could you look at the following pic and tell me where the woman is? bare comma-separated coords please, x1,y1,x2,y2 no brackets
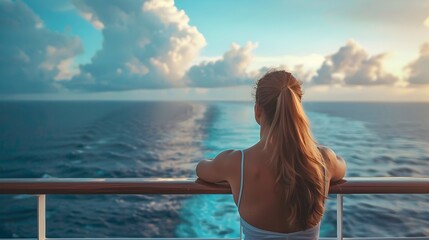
196,70,346,239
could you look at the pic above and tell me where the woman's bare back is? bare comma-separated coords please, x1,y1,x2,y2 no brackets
201,143,344,233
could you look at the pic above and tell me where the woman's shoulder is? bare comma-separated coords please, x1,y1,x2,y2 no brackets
212,149,243,171
215,149,242,160
317,145,346,182
195,149,243,183
317,145,336,161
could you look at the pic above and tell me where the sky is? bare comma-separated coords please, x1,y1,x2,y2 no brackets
1,0,429,101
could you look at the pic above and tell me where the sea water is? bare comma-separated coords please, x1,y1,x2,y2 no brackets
0,101,428,238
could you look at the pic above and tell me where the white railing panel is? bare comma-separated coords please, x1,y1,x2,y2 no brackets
337,194,343,240
37,195,46,240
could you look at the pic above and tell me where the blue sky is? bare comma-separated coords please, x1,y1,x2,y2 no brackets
1,0,429,101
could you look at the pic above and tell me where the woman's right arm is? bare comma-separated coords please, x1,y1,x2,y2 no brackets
195,150,235,183
318,146,346,182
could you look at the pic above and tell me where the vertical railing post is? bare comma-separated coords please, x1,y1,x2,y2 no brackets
337,194,343,240
37,194,46,240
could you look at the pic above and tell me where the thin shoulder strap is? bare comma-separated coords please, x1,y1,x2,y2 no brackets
237,149,245,209
322,157,327,202
318,146,328,202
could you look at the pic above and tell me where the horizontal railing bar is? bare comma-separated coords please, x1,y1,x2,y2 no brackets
0,177,428,194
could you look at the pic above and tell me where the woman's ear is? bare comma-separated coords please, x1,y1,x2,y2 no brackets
254,103,262,125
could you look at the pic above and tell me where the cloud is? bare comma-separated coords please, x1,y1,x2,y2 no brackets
0,0,82,94
2,1,419,95
256,64,316,85
311,40,398,86
67,0,206,91
333,1,429,28
79,11,104,30
405,43,429,85
1,0,257,93
425,17,429,28
343,53,398,85
186,42,258,87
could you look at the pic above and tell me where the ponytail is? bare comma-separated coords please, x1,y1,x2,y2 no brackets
256,70,326,230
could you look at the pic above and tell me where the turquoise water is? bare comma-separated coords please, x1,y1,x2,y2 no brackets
176,102,429,238
176,103,257,238
0,101,428,237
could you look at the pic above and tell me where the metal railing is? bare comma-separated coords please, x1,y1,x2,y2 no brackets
1,177,429,240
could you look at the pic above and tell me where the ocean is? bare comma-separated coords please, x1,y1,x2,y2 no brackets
0,101,428,238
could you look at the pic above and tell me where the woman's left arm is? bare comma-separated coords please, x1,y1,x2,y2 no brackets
196,150,235,183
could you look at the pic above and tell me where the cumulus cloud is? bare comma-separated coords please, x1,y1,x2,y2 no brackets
2,1,417,94
0,0,82,93
186,42,317,89
186,42,258,87
405,43,429,85
67,0,206,91
311,40,398,86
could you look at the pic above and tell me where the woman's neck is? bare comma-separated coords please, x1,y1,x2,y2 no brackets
258,124,271,150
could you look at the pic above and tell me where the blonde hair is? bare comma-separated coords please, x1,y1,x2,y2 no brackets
255,70,326,230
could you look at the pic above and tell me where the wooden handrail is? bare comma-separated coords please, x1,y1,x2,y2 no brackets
0,177,428,195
